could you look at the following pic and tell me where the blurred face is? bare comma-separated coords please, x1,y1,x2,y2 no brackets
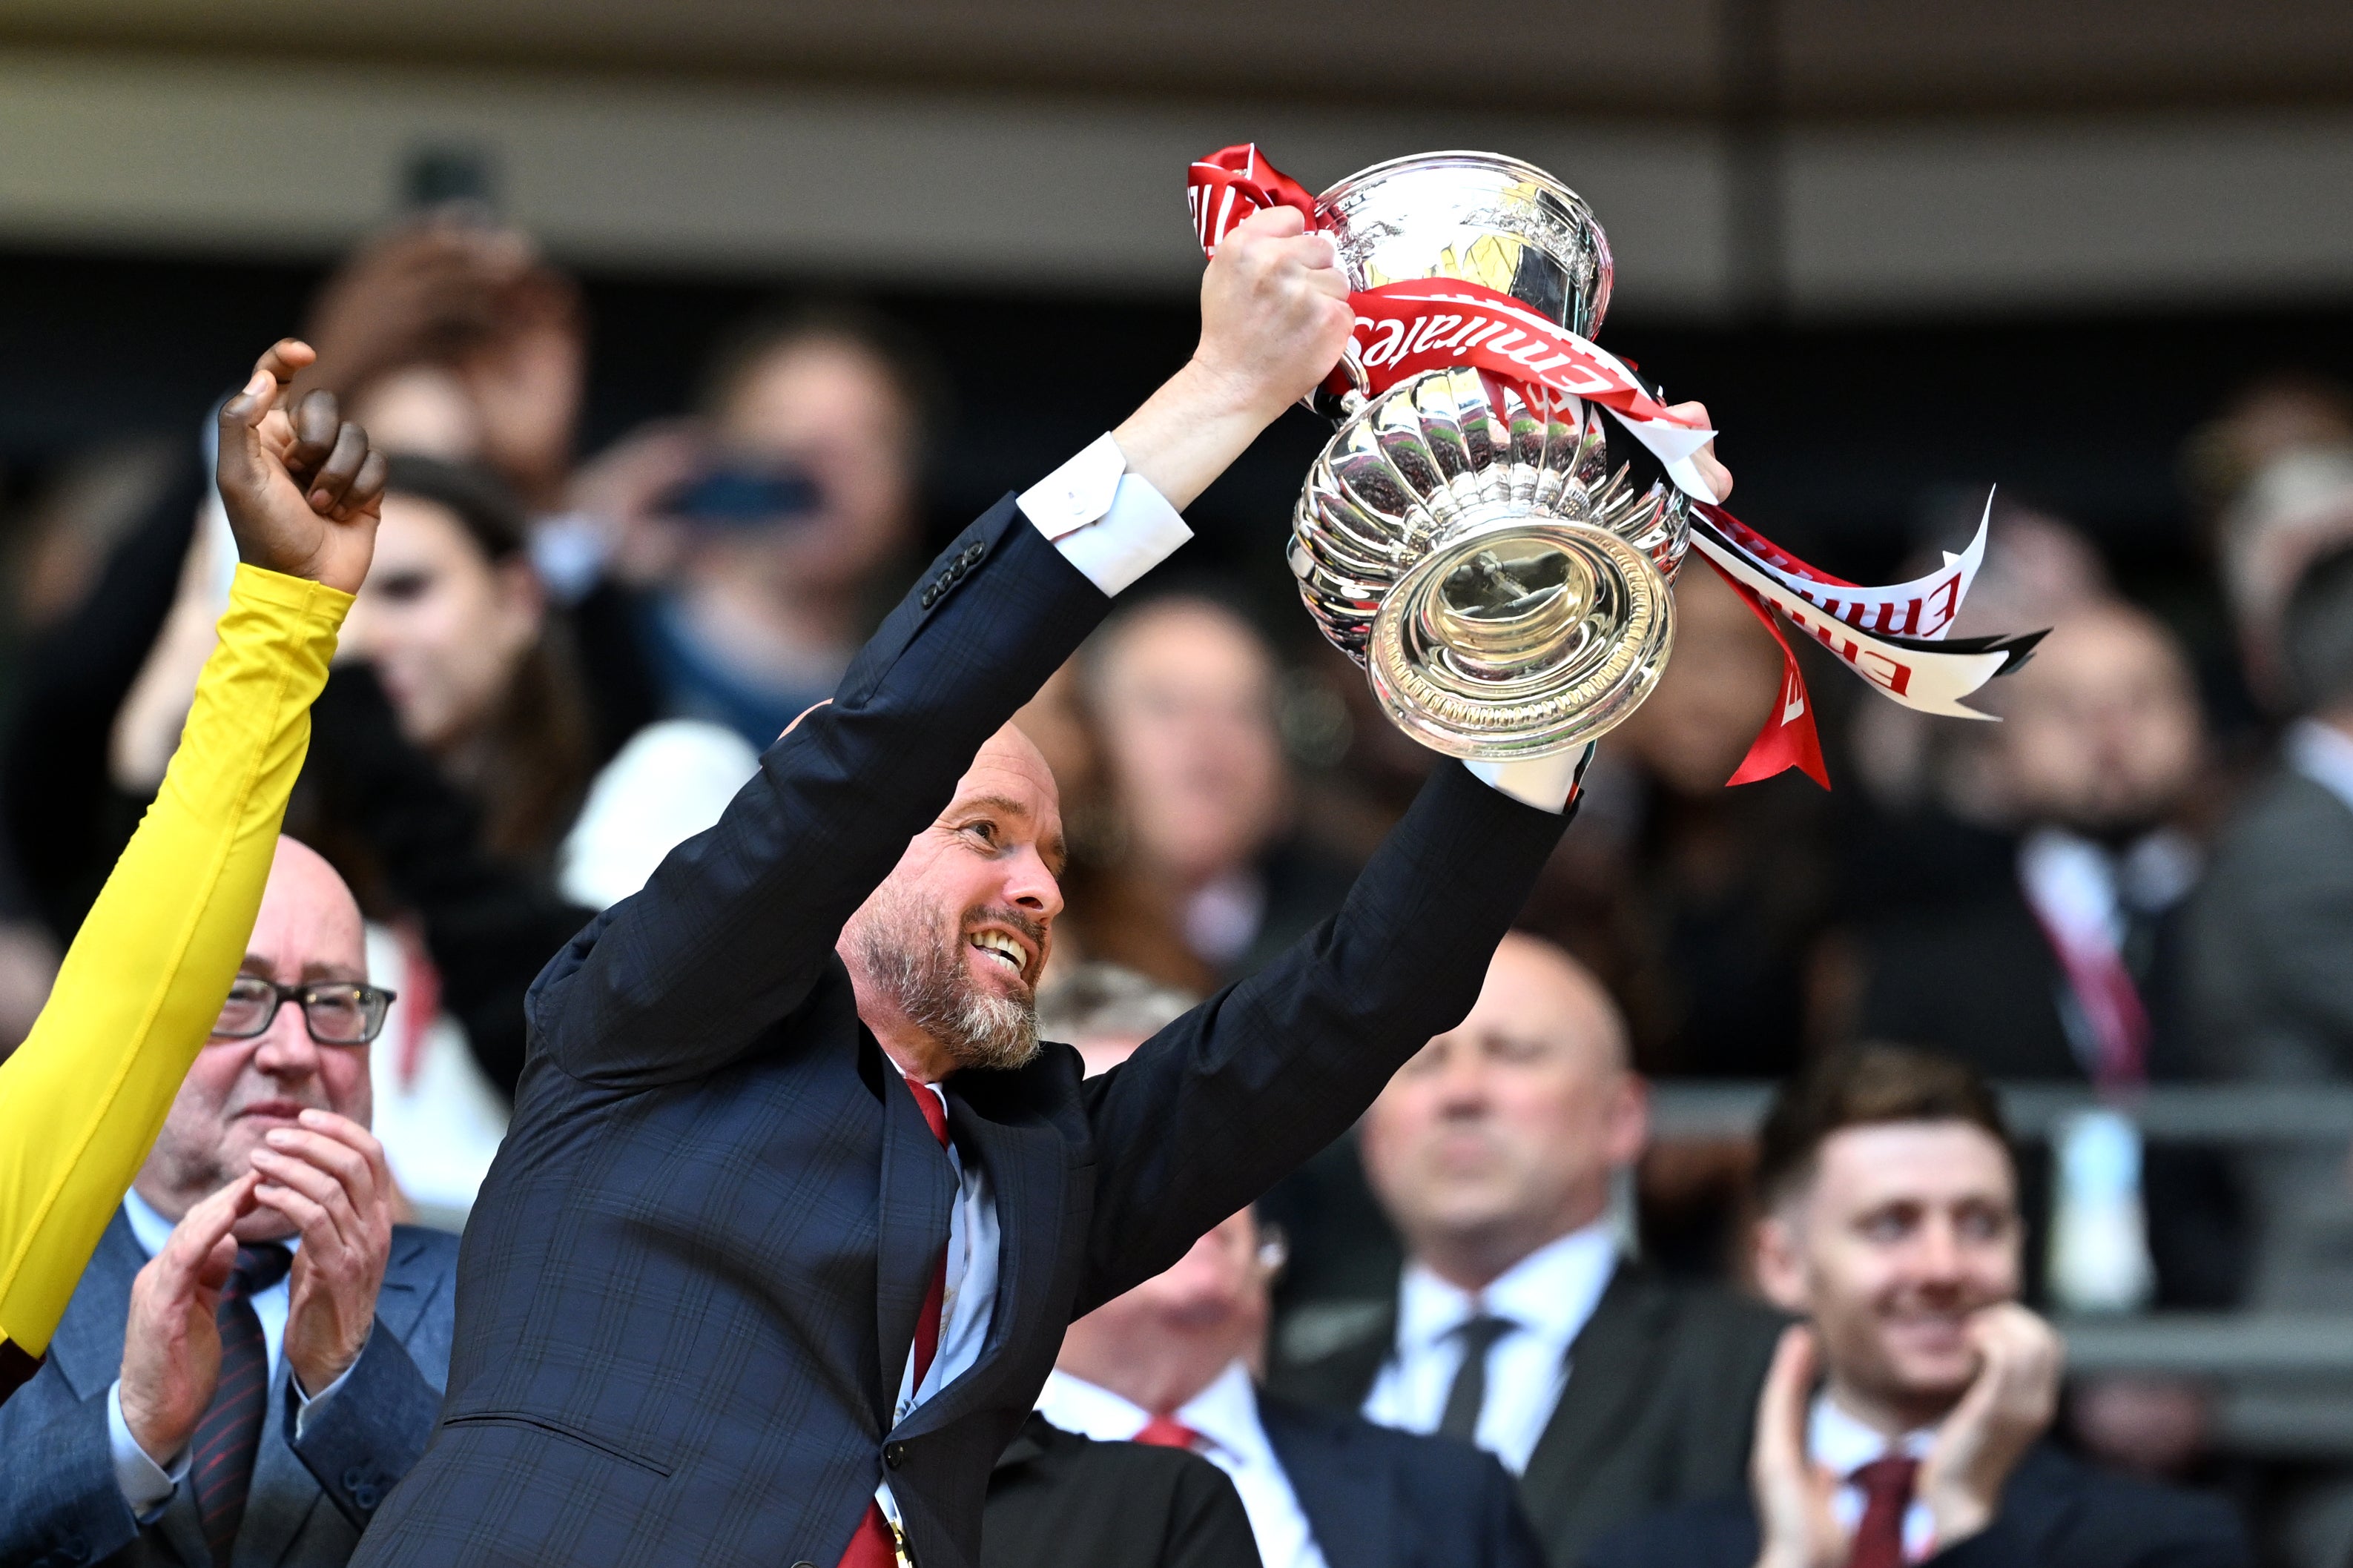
713,337,918,596
1994,606,2201,833
339,494,543,756
1063,1207,1273,1364
135,840,372,1243
1361,936,1646,1286
1616,565,1784,796
843,727,1067,1072
1092,601,1287,887
1756,1122,2022,1423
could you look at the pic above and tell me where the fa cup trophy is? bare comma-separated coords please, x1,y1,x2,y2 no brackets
1188,145,2043,787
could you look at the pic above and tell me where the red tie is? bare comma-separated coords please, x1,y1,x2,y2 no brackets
839,1077,956,1568
1845,1455,1920,1568
1133,1414,1201,1450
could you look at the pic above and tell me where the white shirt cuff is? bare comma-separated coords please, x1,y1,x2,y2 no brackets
290,1330,363,1438
1465,744,1595,813
1019,433,1191,597
108,1379,186,1520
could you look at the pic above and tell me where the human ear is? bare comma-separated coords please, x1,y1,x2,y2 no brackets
1753,1210,1811,1314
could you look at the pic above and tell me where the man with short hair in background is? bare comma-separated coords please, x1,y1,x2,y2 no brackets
1586,1046,2246,1568
1271,931,1785,1566
0,836,459,1567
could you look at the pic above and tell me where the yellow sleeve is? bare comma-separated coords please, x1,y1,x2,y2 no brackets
0,564,349,1380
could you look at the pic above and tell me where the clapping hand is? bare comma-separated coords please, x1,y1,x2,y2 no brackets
248,1109,396,1397
118,1174,262,1462
1917,1303,2063,1546
1749,1326,1846,1568
216,340,389,595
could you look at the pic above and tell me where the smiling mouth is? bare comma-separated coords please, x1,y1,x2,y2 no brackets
968,930,1028,980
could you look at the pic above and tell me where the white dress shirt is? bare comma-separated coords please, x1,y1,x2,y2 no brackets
108,1188,356,1520
1809,1393,1939,1563
2290,718,2353,818
1360,1221,1618,1474
1037,1361,1333,1568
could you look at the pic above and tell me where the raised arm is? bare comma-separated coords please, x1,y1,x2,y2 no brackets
1072,759,1574,1311
529,208,1353,1088
0,342,386,1403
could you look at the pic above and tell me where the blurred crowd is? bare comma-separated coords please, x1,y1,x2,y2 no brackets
3,211,2353,1567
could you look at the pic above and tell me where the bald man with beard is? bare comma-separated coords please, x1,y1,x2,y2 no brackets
351,210,1738,1568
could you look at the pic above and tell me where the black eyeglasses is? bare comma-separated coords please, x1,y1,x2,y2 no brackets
211,976,397,1047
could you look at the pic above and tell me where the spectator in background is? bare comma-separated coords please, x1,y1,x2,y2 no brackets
1856,600,2241,1312
1271,933,1785,1567
1586,1047,2247,1568
1522,564,1834,1082
1067,595,1354,993
292,212,585,515
2214,449,2353,715
1035,966,1545,1568
567,302,934,748
2193,540,2353,1318
294,455,756,1221
0,838,459,1567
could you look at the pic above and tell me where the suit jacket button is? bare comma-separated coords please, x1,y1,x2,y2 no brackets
883,1441,906,1469
343,1466,366,1489
353,1483,381,1510
918,586,938,609
960,542,985,566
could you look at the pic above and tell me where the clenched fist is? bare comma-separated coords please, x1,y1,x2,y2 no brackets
1192,205,1356,426
216,340,389,595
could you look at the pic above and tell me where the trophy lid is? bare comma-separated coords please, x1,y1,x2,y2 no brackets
1316,151,1614,340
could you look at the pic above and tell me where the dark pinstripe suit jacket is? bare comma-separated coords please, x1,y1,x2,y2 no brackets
349,497,1572,1568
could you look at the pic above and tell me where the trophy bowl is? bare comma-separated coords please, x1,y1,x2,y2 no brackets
1288,153,1686,762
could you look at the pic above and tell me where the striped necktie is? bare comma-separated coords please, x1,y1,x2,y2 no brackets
189,1243,294,1567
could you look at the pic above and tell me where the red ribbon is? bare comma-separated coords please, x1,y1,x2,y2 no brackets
1190,142,2028,790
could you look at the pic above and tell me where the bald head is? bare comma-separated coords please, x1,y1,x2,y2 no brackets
136,837,373,1235
1362,933,1646,1291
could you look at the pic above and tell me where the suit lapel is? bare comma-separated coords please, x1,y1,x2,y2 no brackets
45,1208,141,1400
1519,1264,1666,1539
901,1082,1063,1432
873,1035,957,1426
1258,1393,1397,1568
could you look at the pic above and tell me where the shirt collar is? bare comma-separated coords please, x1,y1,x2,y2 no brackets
121,1186,301,1261
2290,719,2353,818
1395,1220,1619,1358
1808,1390,1936,1477
1037,1360,1272,1466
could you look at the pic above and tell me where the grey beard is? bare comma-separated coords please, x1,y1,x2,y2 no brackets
854,889,1040,1073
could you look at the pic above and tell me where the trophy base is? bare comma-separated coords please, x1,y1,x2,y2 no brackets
1364,514,1674,761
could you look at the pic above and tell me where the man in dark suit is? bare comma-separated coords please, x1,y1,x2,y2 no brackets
0,837,458,1568
1586,1047,2245,1568
350,211,1735,1568
1034,980,1541,1568
2193,543,2353,1312
1270,932,1785,1565
983,1412,1262,1568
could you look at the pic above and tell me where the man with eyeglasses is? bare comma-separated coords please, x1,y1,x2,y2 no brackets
0,832,458,1568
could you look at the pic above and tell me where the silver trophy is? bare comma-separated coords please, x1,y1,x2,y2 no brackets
1287,152,1689,761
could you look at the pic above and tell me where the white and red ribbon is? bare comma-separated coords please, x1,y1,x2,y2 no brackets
1189,142,2043,788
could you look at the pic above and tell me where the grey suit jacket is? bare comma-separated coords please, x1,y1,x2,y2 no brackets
0,1208,458,1568
1269,1261,1786,1568
2188,764,2353,1308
